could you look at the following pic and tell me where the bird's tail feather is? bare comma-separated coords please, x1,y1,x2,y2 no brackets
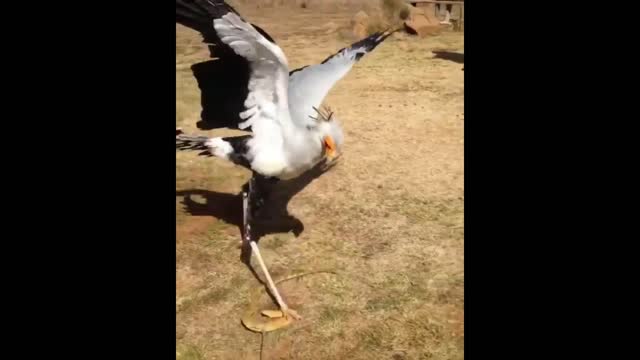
176,129,211,156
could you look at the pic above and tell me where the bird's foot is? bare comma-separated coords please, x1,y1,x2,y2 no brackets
284,308,302,320
261,307,301,321
241,306,300,333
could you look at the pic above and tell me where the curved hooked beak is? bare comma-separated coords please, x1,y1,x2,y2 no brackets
323,136,339,162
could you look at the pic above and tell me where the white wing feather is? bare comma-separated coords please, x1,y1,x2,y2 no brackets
213,12,290,131
287,48,361,126
213,12,294,176
288,30,393,126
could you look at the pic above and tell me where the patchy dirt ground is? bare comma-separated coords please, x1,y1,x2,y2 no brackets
176,2,463,359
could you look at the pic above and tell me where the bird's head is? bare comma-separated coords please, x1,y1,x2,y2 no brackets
310,106,343,163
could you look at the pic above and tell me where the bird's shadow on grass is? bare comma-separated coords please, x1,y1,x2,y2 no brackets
432,50,464,70
176,160,335,293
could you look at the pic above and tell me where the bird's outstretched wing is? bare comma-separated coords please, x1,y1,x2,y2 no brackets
176,0,288,134
287,30,395,126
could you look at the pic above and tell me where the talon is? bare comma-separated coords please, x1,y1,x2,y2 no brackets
261,309,285,318
285,308,301,320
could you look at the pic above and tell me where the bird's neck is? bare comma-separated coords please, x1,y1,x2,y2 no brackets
282,128,323,166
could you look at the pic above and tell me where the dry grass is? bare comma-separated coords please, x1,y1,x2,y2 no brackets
177,3,463,360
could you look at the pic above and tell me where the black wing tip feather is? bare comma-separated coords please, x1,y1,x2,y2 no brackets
176,0,233,30
176,0,277,44
355,28,396,51
321,28,396,64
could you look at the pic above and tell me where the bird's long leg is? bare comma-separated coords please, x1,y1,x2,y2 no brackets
242,176,300,320
248,241,300,319
242,178,252,245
